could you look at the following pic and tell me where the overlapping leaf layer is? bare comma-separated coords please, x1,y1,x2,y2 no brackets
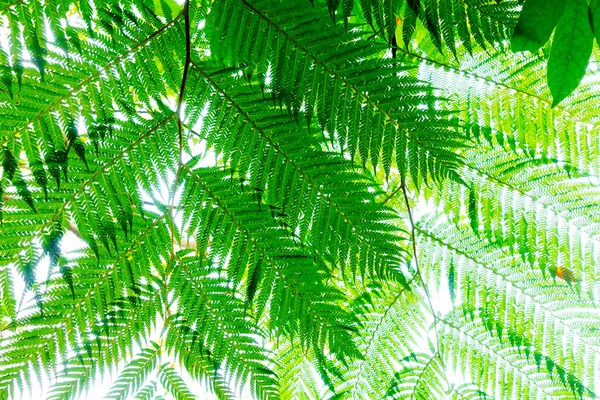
0,0,597,399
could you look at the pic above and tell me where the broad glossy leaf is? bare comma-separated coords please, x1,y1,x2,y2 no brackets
511,0,566,52
589,0,600,45
547,0,594,107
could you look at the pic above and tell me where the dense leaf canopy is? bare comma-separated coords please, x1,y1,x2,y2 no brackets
0,0,599,399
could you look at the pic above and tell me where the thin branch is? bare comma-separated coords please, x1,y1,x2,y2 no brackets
161,3,192,350
399,181,419,273
381,181,403,205
399,178,450,393
169,0,192,264
176,0,192,156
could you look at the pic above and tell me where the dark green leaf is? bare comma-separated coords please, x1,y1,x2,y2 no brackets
246,258,262,306
14,175,36,212
448,261,455,303
59,258,75,300
0,47,12,98
468,186,478,235
67,120,89,170
2,148,17,182
25,25,47,81
326,0,341,21
589,0,600,45
423,0,442,51
43,220,64,267
402,0,418,46
31,162,48,202
44,150,62,189
547,0,594,107
341,0,354,29
511,0,566,52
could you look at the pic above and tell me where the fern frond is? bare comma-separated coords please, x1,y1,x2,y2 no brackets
385,352,447,399
336,280,435,399
167,255,279,399
1,208,171,399
157,364,196,400
440,312,596,399
316,0,519,55
272,337,337,399
417,217,600,398
105,342,162,400
186,61,411,284
181,166,360,365
206,0,467,187
1,1,599,398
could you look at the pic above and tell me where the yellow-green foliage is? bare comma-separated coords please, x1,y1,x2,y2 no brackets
0,1,597,399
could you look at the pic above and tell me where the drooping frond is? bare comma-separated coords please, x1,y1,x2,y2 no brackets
417,217,599,396
336,280,435,399
166,252,280,400
271,337,335,399
367,22,600,398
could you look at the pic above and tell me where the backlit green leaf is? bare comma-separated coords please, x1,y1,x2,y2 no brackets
589,0,600,45
511,0,566,53
547,0,594,107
